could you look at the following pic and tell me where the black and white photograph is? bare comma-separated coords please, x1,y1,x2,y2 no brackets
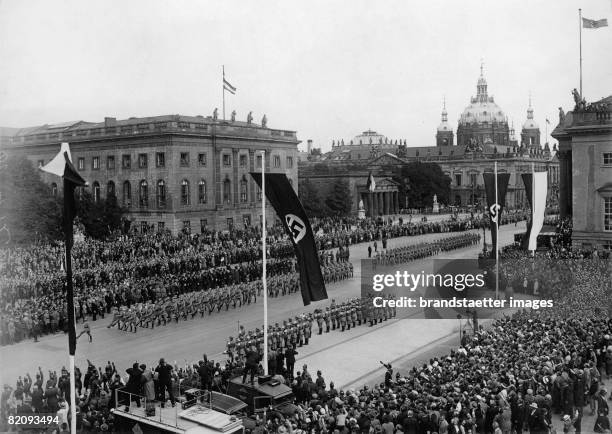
0,1,611,433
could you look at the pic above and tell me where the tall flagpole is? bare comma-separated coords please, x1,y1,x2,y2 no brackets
261,150,268,375
579,9,583,96
222,65,226,121
64,179,77,434
531,162,535,255
494,161,499,300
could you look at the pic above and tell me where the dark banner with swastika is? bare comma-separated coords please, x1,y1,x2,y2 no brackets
251,172,328,305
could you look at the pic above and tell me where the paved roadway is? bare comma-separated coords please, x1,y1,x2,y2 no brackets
0,222,524,387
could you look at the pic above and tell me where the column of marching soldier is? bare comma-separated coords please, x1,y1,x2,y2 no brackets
373,232,481,266
108,232,478,333
225,295,398,369
107,261,354,333
227,232,482,367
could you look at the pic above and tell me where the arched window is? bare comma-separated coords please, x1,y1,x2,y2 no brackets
107,181,115,198
51,182,58,197
123,181,131,207
240,178,248,202
139,180,148,207
157,180,166,208
181,179,190,205
223,179,231,204
92,181,101,203
198,180,207,204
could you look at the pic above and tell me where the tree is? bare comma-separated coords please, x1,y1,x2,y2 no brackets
394,162,451,209
325,178,353,216
76,190,126,239
0,155,63,244
298,179,328,218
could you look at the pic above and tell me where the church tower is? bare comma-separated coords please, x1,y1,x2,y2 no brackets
436,97,454,146
520,95,541,147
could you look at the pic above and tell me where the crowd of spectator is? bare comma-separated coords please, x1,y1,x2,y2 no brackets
1,213,522,346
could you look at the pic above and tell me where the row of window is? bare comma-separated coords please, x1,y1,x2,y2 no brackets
64,152,295,171
135,214,259,235
75,178,266,208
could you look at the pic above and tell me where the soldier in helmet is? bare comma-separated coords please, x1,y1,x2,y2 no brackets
226,336,236,362
315,310,324,335
324,308,331,333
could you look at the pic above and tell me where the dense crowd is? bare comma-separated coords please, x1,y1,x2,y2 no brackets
2,249,610,433
0,212,521,346
107,261,353,334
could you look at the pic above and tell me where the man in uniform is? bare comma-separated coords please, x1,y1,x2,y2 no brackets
315,310,324,335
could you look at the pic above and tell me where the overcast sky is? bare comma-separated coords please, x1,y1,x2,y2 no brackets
1,0,611,152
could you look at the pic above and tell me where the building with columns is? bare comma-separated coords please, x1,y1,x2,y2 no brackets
552,95,612,252
0,113,299,234
300,66,559,217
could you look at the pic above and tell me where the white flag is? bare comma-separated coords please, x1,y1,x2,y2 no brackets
528,172,548,250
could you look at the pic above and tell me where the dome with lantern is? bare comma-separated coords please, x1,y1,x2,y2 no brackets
458,66,508,127
522,98,539,130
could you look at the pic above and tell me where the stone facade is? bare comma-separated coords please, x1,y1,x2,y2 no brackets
552,96,612,251
0,115,299,234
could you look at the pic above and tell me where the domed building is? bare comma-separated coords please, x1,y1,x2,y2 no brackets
455,65,510,147
299,63,559,216
520,96,541,147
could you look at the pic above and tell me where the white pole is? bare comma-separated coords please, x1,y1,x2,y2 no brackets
222,65,226,121
531,162,535,255
69,355,76,433
494,161,499,300
261,150,268,375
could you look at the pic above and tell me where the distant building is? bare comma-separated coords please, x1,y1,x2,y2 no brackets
0,114,299,234
301,66,559,215
552,95,612,251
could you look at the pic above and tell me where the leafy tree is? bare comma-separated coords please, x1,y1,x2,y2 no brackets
298,179,328,218
394,162,451,209
76,190,126,239
0,155,63,244
325,178,353,216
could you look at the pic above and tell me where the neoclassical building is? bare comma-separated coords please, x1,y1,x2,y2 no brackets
0,114,299,234
552,94,612,251
301,66,559,216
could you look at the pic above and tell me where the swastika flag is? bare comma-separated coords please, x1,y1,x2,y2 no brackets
251,172,328,305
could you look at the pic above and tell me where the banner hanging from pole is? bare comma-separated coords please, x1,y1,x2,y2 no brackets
251,172,327,305
482,171,510,254
521,172,548,251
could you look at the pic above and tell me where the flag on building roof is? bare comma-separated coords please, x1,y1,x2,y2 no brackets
366,172,376,192
223,77,236,95
545,119,550,124
582,17,608,28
